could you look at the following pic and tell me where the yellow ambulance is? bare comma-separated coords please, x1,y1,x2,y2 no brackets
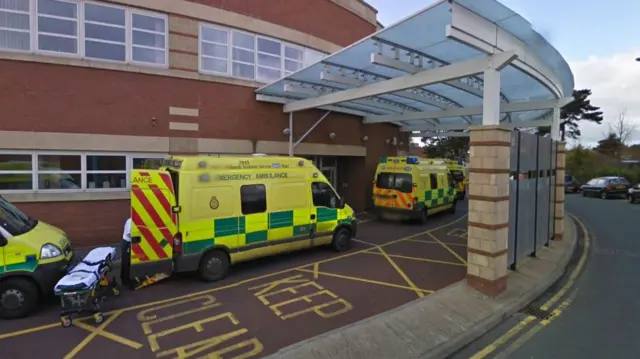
372,156,458,223
445,159,468,200
0,196,74,318
128,155,357,288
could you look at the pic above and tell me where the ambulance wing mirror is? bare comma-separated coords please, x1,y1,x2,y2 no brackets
338,197,346,209
0,234,7,247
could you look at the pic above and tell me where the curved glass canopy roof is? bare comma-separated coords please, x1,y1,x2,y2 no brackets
255,0,574,133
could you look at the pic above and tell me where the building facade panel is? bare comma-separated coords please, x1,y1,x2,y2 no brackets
0,0,412,248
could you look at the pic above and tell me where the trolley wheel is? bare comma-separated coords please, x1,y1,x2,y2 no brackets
61,317,72,328
94,313,104,324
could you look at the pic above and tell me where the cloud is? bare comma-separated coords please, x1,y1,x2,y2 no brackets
568,50,640,147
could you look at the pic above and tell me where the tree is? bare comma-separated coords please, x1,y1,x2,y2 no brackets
536,89,604,140
594,132,623,159
609,110,638,146
421,131,469,159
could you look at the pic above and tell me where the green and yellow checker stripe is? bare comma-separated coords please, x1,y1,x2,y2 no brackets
424,188,457,208
182,207,353,255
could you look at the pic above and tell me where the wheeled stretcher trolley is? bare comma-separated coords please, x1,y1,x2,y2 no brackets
54,247,120,327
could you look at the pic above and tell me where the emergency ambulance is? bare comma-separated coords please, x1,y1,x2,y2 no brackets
373,156,458,223
127,155,357,289
0,195,73,318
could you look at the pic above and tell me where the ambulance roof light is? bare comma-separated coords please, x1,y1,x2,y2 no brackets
406,156,419,165
379,156,387,164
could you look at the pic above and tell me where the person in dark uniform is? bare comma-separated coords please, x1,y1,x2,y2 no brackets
120,218,131,286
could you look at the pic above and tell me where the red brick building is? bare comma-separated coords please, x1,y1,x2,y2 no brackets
0,0,410,247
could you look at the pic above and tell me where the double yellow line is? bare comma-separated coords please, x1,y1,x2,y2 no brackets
470,213,591,359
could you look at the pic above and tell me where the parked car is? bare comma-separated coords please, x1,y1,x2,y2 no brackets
581,176,631,199
564,175,580,193
628,184,640,204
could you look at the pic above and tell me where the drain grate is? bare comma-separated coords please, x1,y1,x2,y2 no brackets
520,306,553,320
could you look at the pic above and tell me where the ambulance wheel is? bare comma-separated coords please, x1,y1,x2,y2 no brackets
0,278,38,319
419,209,428,225
198,250,230,282
331,228,352,252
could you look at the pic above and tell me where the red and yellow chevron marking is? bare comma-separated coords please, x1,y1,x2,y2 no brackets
130,171,177,265
372,187,413,209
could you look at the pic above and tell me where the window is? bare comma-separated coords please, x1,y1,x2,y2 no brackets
240,184,266,214
83,2,126,61
284,44,303,76
86,154,126,189
304,48,326,67
311,182,339,208
36,0,79,55
37,153,81,190
197,23,329,83
131,11,166,65
132,156,164,170
375,172,412,193
0,153,34,190
200,25,228,74
231,30,254,80
256,36,281,82
429,173,438,190
0,0,31,51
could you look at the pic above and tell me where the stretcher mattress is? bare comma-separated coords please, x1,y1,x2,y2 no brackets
54,247,117,293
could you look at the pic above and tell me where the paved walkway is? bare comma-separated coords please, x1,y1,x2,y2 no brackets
0,206,469,359
451,195,638,358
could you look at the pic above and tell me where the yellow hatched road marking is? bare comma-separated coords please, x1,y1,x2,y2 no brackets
377,246,424,298
427,231,467,264
364,251,467,266
0,214,467,341
296,268,433,294
64,311,125,359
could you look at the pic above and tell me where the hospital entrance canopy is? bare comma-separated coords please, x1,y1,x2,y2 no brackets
255,0,575,138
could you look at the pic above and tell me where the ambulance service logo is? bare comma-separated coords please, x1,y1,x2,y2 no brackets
209,196,220,210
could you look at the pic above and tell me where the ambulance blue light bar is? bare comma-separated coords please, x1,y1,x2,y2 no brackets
406,156,420,165
379,156,387,163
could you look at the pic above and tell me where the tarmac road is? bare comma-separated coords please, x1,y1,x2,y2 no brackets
452,194,640,359
0,201,470,359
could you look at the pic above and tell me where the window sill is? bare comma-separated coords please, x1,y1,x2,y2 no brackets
3,191,130,203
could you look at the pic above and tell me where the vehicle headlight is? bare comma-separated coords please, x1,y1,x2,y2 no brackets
40,244,62,259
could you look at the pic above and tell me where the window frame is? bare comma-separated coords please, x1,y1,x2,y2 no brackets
35,0,81,58
255,34,282,82
84,152,127,191
198,23,230,76
283,42,304,76
129,8,168,68
0,150,37,193
230,28,256,80
35,150,84,192
82,0,128,64
0,0,33,53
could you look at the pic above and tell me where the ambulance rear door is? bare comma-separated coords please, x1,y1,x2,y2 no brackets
129,169,178,289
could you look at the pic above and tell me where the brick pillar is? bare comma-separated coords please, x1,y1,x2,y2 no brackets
553,141,566,240
466,126,511,297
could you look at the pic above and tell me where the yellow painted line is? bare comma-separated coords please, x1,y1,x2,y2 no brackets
364,251,467,267
402,238,468,247
427,231,468,264
469,315,537,359
73,319,144,349
312,263,319,280
470,214,591,359
493,291,578,359
540,214,590,311
296,268,433,294
357,219,372,224
64,311,123,359
353,238,376,246
377,246,424,298
1,214,467,340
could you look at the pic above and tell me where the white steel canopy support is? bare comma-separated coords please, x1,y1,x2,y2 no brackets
363,98,573,124
406,118,554,135
482,68,501,126
288,112,294,156
551,106,561,141
282,52,518,113
294,111,332,148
